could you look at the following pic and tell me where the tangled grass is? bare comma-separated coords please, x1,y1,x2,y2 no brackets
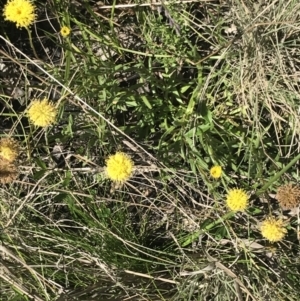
1,0,300,300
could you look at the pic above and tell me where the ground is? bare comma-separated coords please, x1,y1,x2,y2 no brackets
1,0,300,300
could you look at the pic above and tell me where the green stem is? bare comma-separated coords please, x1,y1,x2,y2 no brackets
26,27,39,60
256,152,300,196
181,211,235,247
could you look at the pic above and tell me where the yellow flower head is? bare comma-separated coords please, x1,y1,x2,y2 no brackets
27,98,57,127
0,158,18,184
226,188,249,211
260,217,287,242
60,26,71,37
3,0,36,28
105,152,134,183
0,138,19,163
210,165,222,179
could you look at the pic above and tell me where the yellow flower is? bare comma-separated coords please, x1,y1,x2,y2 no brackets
0,158,18,184
260,217,287,242
210,165,222,179
105,152,134,183
0,138,19,163
226,188,249,211
3,0,36,28
60,26,71,37
27,98,57,127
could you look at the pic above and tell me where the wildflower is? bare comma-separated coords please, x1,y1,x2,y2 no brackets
27,98,57,127
210,165,222,179
105,152,134,183
0,138,19,163
276,183,300,210
3,0,36,28
60,26,71,37
226,188,249,211
0,159,18,184
260,217,287,242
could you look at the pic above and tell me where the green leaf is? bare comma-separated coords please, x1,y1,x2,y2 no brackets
34,157,47,170
141,95,152,109
33,169,47,180
62,171,72,187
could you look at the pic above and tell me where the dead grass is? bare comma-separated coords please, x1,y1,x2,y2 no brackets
1,0,300,300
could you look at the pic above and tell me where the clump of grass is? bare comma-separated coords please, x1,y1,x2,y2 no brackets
1,0,300,300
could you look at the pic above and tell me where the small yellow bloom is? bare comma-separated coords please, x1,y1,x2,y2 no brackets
105,152,134,183
3,0,36,28
260,217,287,242
60,26,71,37
226,188,249,211
210,165,222,179
27,98,57,127
0,138,19,163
